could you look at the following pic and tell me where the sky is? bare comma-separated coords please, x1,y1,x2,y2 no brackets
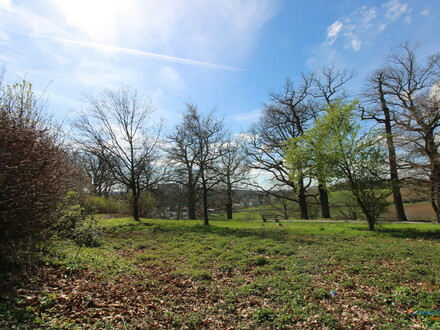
1,0,439,135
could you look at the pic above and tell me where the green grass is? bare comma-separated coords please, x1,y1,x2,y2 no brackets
2,219,440,329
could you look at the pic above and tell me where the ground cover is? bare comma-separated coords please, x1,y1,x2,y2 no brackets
1,219,439,329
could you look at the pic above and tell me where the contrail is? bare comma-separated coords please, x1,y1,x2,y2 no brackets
33,34,244,71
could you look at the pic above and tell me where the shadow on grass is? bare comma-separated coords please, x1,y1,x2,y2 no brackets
105,220,300,243
105,219,440,242
349,224,440,240
376,227,440,240
151,223,293,242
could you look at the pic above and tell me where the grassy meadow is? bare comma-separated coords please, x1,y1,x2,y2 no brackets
1,218,439,329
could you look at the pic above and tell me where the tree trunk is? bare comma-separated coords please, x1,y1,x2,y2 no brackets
132,192,140,222
391,180,407,221
387,130,407,221
354,191,375,231
226,184,233,220
298,178,309,219
202,185,209,226
200,167,210,225
282,202,289,220
202,187,209,225
367,218,375,231
378,74,407,221
424,129,440,224
429,186,440,223
318,183,331,219
429,160,440,224
177,200,181,220
188,190,196,220
187,170,197,219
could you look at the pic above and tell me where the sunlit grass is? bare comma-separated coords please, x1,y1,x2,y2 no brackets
4,218,440,328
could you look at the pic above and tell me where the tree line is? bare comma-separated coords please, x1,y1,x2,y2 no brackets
1,43,440,266
71,43,440,229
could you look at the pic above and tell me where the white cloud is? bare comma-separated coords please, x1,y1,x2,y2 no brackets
383,0,409,21
421,8,430,16
378,23,387,32
0,0,279,133
362,8,377,26
33,35,245,71
45,0,142,44
39,0,278,66
0,1,66,39
0,0,11,10
347,34,361,51
326,21,343,44
2,0,279,70
319,1,412,54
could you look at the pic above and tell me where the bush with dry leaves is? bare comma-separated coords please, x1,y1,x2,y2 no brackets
0,76,79,269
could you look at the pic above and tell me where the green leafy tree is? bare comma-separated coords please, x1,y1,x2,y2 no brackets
285,101,391,230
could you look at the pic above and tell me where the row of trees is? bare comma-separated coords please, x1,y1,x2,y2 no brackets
363,45,440,223
72,43,440,229
1,42,439,264
73,94,248,225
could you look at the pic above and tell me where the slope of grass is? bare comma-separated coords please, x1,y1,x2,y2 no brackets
1,219,439,329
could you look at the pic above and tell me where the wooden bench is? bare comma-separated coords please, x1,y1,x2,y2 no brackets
261,214,280,222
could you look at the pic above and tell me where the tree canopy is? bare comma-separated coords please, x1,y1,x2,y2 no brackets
285,101,392,230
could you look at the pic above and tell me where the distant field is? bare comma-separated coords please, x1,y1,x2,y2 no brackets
2,219,439,328
382,202,436,222
227,190,437,222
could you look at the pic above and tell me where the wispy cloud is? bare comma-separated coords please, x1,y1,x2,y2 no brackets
384,0,409,21
326,21,343,45
0,0,12,10
154,66,186,94
322,0,411,52
38,0,278,66
32,34,245,71
421,8,430,16
232,109,261,122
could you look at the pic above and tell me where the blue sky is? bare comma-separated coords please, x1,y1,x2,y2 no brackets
1,0,439,134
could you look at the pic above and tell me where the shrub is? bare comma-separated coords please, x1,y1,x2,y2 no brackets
56,191,86,236
84,195,128,215
0,79,78,268
72,218,103,248
57,192,103,247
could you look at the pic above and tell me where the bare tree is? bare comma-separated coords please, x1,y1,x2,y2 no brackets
74,149,116,197
380,43,440,223
244,77,315,219
362,71,408,221
167,103,225,225
218,136,248,219
167,117,200,220
313,66,355,104
73,87,162,222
